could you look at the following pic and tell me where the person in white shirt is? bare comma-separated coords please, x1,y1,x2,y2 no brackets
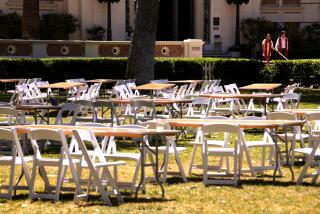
262,33,274,65
275,31,289,58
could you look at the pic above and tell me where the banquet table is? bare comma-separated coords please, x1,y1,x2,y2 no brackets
200,93,283,115
9,124,179,198
16,104,62,124
239,83,282,91
108,98,193,118
133,83,175,98
38,82,86,103
157,118,305,181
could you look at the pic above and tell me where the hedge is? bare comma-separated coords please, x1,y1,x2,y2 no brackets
0,58,319,88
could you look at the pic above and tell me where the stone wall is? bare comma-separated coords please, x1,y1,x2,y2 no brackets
0,39,204,58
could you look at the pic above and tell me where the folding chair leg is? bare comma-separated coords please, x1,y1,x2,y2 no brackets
161,151,169,183
29,163,37,197
55,166,67,201
131,156,141,194
104,167,124,204
188,145,199,176
8,162,16,199
174,151,187,182
93,169,112,206
241,145,256,176
297,154,314,185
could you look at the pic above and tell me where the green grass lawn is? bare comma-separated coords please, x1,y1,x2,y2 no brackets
0,89,320,213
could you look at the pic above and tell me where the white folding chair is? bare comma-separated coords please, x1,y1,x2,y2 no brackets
104,125,144,193
28,128,82,201
202,124,241,186
188,116,231,176
139,121,187,183
54,103,79,125
276,93,301,110
186,97,212,118
0,128,32,199
239,116,281,175
72,129,125,205
268,112,309,163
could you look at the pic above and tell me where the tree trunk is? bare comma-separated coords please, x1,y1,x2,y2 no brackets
107,1,112,40
125,0,159,84
235,2,240,47
22,0,40,39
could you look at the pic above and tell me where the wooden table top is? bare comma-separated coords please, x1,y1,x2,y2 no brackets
38,82,85,89
85,79,117,83
278,109,320,116
200,93,283,100
107,98,193,105
133,83,175,91
0,79,20,83
7,124,179,138
167,80,203,84
240,83,282,91
157,118,304,129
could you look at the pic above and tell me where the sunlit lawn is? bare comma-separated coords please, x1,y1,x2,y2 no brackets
0,89,320,213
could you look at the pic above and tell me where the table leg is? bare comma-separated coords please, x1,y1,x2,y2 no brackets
270,128,281,181
284,126,294,181
135,136,165,198
135,140,146,198
33,110,38,125
154,135,164,198
264,98,267,116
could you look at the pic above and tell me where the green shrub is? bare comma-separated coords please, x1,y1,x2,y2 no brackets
0,58,319,87
0,12,22,39
40,13,79,40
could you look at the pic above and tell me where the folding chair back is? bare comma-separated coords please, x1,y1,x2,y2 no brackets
0,128,31,199
201,124,241,185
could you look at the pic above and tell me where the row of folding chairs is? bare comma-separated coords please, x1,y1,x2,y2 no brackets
190,112,320,186
0,122,187,203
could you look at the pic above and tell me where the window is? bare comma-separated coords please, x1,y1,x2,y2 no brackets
213,17,220,26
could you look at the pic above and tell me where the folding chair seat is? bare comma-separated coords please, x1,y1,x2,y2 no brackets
28,128,83,201
139,121,187,183
0,128,32,199
202,124,242,186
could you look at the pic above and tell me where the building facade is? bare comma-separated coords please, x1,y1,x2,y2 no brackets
1,0,319,53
